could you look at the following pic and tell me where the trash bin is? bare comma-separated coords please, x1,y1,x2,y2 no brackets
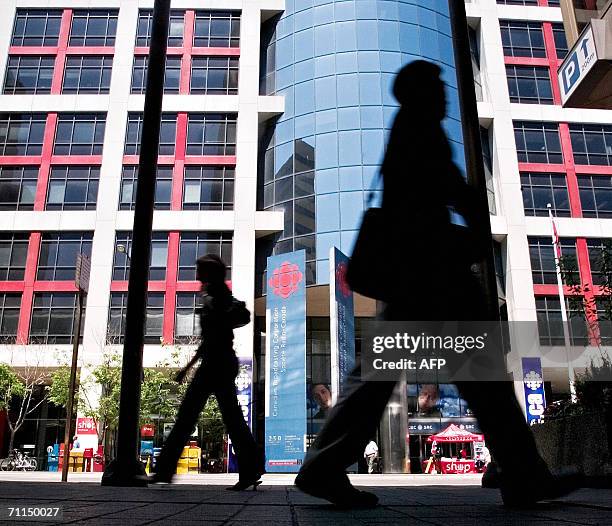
47,444,59,472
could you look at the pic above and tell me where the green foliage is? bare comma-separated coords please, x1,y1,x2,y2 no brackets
0,363,26,411
47,366,72,409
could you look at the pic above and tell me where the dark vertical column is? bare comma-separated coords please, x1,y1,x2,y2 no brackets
101,0,171,487
448,0,499,321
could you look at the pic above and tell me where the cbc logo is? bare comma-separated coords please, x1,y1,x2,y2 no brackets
527,393,545,417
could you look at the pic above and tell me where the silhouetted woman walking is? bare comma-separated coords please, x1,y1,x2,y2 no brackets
153,255,264,490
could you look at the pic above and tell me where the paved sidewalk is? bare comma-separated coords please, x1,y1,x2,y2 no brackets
0,473,610,525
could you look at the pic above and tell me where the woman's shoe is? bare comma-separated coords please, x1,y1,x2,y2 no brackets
226,477,262,491
149,473,172,485
295,472,378,508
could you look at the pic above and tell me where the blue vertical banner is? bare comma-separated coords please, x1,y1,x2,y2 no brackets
228,357,253,473
265,250,307,472
521,357,547,425
329,247,356,405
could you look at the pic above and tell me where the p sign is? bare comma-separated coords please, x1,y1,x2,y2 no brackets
559,26,597,104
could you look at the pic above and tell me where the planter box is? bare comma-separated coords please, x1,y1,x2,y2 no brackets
532,412,611,477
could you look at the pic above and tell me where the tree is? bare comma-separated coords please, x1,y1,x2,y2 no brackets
0,348,51,454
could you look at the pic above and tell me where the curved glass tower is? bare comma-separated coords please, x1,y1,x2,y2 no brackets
258,0,465,288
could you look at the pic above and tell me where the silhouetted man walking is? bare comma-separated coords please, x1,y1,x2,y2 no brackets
295,61,579,508
152,255,264,490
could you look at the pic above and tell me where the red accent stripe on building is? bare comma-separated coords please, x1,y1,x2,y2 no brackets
50,155,104,165
32,282,79,292
50,10,71,94
64,47,115,55
175,282,201,292
558,123,583,217
542,22,562,105
0,282,25,292
0,157,41,165
179,10,195,95
184,155,237,165
163,232,180,343
533,284,576,296
34,113,58,211
16,233,41,344
110,281,166,292
573,165,612,175
172,113,188,210
517,162,566,173
8,47,58,55
122,155,176,165
191,47,240,57
504,56,549,67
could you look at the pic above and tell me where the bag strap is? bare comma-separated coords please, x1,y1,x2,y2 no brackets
366,171,383,207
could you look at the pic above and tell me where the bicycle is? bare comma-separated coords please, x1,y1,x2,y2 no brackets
0,450,37,471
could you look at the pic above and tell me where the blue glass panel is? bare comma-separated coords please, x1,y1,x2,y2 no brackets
335,1,356,22
336,52,358,74
340,191,364,230
440,65,457,89
398,3,418,24
379,21,400,52
363,165,380,190
295,29,314,62
337,107,360,130
439,33,454,66
338,130,361,167
418,7,437,30
295,113,315,138
316,193,340,232
335,21,357,53
276,36,294,69
294,59,314,82
316,259,330,284
314,24,335,56
360,106,383,129
316,132,338,169
337,74,360,107
314,4,334,25
276,119,294,145
315,168,339,194
277,65,294,91
356,1,377,19
275,141,293,177
378,0,399,20
420,27,440,60
340,229,359,254
294,8,313,32
315,76,336,110
380,51,401,73
316,109,337,134
358,51,380,72
361,129,384,164
359,73,382,105
399,23,420,54
437,13,451,37
315,54,335,77
383,107,398,129
339,166,363,191
316,231,341,259
356,21,378,50
280,86,295,119
381,73,396,105
295,80,315,116
446,87,461,121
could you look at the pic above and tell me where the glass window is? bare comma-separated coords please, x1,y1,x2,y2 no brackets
587,239,612,286
536,296,587,346
500,20,546,58
3,56,54,94
0,294,21,343
570,124,612,166
514,121,562,164
521,172,570,217
62,56,113,94
190,57,239,94
136,10,185,47
54,113,106,155
0,166,38,210
107,292,163,344
46,166,99,210
178,232,232,281
124,113,177,156
113,231,168,281
0,113,46,155
183,166,234,210
552,23,568,59
175,292,201,343
130,56,181,94
596,298,612,345
529,236,577,285
186,113,237,156
30,293,84,344
37,232,93,281
118,165,172,210
0,233,29,280
194,11,240,48
69,10,118,47
11,10,62,47
578,175,612,218
506,65,553,105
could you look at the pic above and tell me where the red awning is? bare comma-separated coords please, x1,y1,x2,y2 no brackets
426,424,484,443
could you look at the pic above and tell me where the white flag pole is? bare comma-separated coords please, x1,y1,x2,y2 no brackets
547,203,577,402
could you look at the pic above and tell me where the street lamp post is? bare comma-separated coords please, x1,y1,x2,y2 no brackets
101,0,171,486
